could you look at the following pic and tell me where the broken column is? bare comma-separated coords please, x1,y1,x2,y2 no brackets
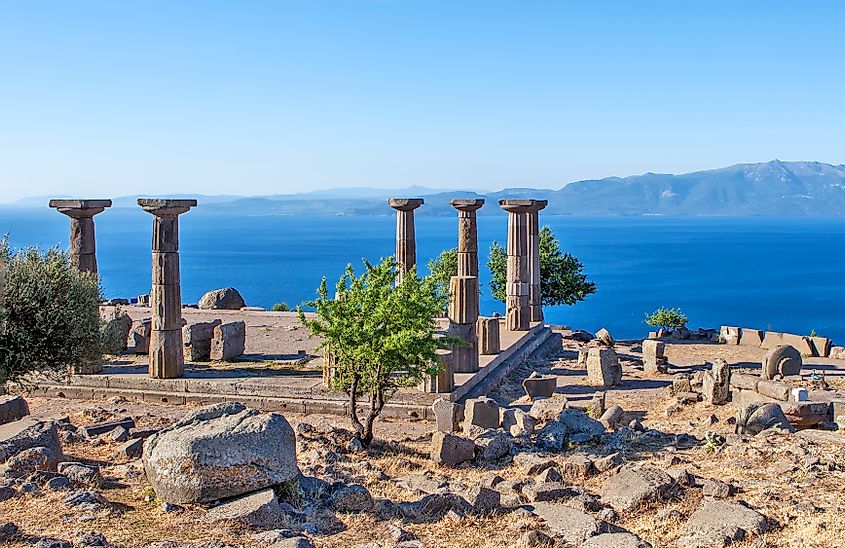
450,198,484,314
388,198,424,284
138,198,196,379
642,340,668,374
48,199,112,275
525,199,547,323
211,320,246,361
448,275,479,373
498,200,532,331
422,349,454,393
586,347,622,387
702,358,730,405
477,316,501,354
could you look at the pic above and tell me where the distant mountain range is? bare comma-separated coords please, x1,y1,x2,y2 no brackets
9,161,845,216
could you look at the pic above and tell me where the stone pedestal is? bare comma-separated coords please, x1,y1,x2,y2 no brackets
448,276,479,373
49,199,112,275
138,198,196,379
450,198,484,315
525,200,548,323
477,316,501,355
498,200,533,331
388,198,424,284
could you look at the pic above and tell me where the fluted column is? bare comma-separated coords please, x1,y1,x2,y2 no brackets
526,200,548,323
49,200,112,275
388,198,424,284
450,198,484,318
499,200,532,331
448,275,479,372
138,198,196,379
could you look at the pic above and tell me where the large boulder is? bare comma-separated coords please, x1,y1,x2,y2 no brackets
142,403,298,503
198,288,246,310
735,403,795,435
536,409,605,450
0,417,62,466
0,396,30,426
204,488,282,528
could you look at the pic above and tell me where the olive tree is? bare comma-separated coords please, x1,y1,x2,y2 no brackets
644,307,688,331
299,257,450,446
0,240,103,385
487,226,596,306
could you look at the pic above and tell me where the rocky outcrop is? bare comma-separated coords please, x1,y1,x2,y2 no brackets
198,288,246,310
0,396,29,426
142,403,298,503
0,417,62,467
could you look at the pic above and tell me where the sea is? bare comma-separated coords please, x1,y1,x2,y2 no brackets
3,206,845,342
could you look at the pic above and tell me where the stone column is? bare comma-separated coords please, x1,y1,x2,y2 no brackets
448,275,479,372
498,200,532,331
388,198,424,284
48,200,112,275
526,200,548,323
422,349,454,393
138,198,197,379
450,198,484,317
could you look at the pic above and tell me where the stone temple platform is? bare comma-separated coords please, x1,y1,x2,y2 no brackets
27,308,553,421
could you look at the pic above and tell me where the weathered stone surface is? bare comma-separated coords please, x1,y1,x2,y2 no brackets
3,446,57,478
0,418,62,466
594,452,623,473
211,321,246,361
738,328,763,347
583,533,651,548
330,483,375,513
205,488,281,528
529,502,599,542
522,482,571,502
702,478,734,499
102,313,133,353
81,417,135,438
499,200,532,331
595,328,614,346
598,405,624,429
702,359,730,405
586,347,622,387
522,373,557,400
430,431,474,467
762,345,802,379
529,394,568,422
719,326,740,345
809,336,831,357
129,318,152,354
477,316,501,355
460,484,500,514
756,380,790,401
563,454,594,477
448,276,479,325
473,429,511,462
536,409,605,450
513,453,557,475
678,500,767,547
198,288,246,310
0,396,30,426
735,403,795,435
120,438,145,459
501,408,536,437
422,349,454,393
642,340,668,374
730,373,759,391
142,403,298,503
781,334,814,357
781,401,831,428
183,319,223,361
463,397,500,432
432,398,463,433
389,198,423,284
58,463,101,486
599,466,673,511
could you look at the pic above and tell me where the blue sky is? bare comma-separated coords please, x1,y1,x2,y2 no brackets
1,1,843,202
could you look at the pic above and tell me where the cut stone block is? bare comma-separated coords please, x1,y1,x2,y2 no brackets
522,373,557,400
211,321,246,361
183,319,222,362
586,347,622,387
719,326,740,345
463,397,500,432
205,488,282,529
738,328,763,347
431,431,475,466
477,317,501,355
432,398,463,433
702,359,730,405
0,396,30,426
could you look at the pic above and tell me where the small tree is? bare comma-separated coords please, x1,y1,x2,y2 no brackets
0,239,103,384
272,302,290,312
488,226,596,306
299,257,450,446
644,307,688,331
427,248,458,299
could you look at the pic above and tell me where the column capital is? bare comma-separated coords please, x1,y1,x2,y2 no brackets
49,199,112,218
449,198,485,212
138,198,197,216
498,199,534,214
525,199,549,213
388,198,424,211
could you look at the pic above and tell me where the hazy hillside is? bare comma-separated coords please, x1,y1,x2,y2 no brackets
9,161,845,216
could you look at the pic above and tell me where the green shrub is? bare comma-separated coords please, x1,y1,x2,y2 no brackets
488,226,596,306
272,302,290,312
0,239,104,384
426,248,458,302
644,307,688,331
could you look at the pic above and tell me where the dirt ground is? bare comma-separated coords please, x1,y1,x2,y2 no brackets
3,338,845,548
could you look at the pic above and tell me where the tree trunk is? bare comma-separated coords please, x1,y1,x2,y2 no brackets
348,374,365,441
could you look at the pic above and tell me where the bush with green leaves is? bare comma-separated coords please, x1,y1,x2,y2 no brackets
488,226,596,306
426,248,458,300
0,239,104,384
272,302,290,312
644,307,688,331
299,257,450,445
